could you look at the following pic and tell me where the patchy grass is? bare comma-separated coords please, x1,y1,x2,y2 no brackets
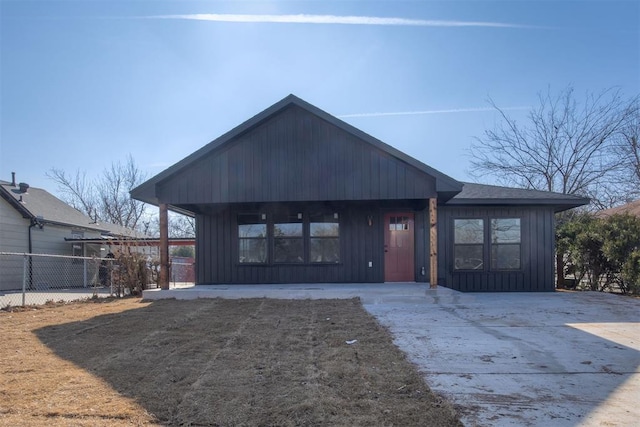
0,298,462,426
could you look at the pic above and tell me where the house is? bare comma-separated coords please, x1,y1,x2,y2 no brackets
596,199,640,218
0,176,141,290
131,95,588,292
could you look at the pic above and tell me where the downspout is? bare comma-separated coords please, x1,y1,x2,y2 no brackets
28,219,35,290
28,218,43,290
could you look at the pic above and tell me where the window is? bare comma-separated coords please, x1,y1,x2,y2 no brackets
454,219,484,270
389,216,409,231
491,218,521,270
453,217,523,271
274,213,304,263
310,213,340,263
238,214,267,263
71,230,84,258
237,211,341,264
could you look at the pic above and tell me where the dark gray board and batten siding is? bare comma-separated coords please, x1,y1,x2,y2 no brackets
159,105,437,284
130,95,587,290
438,205,557,292
156,106,436,207
196,206,386,284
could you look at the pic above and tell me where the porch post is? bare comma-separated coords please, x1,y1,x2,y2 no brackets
159,203,170,290
429,198,438,288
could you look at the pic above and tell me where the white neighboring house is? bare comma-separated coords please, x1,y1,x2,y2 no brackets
0,175,143,291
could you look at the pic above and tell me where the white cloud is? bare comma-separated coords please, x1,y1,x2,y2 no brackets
148,14,535,29
338,106,530,118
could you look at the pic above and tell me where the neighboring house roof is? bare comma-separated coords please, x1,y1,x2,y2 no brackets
446,182,590,212
596,199,640,217
131,94,464,207
0,180,137,236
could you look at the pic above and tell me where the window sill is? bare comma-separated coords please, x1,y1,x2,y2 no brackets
453,269,523,273
237,262,343,267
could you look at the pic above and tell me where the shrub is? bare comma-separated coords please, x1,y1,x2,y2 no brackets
558,213,640,294
111,251,158,297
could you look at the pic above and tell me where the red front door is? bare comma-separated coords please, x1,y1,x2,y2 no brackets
384,213,415,282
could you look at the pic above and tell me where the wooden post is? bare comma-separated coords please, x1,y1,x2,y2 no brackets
159,203,170,290
429,198,438,288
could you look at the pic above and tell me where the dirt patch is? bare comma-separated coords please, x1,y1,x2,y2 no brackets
0,298,462,426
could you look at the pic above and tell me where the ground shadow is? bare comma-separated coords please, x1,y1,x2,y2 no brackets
34,298,462,426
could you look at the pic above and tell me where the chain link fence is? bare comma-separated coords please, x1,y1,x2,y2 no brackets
1,252,112,309
0,252,196,309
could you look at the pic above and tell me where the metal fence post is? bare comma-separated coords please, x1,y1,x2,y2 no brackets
83,258,87,288
22,254,27,306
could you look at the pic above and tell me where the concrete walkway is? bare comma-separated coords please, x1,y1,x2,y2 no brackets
143,284,640,426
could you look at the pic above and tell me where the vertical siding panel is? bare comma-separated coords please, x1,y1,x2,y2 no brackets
195,215,203,283
214,211,221,283
381,157,390,199
545,209,555,291
293,113,301,200
528,209,535,291
320,124,329,200
397,167,406,201
344,136,354,200
201,214,209,283
224,208,232,282
221,152,230,204
371,151,379,199
537,209,545,291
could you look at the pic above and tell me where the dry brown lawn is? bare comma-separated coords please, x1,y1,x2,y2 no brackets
0,297,462,426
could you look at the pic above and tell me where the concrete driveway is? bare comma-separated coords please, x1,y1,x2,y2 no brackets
144,284,640,426
364,289,640,427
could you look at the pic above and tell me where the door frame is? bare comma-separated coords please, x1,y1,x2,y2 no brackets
383,212,415,282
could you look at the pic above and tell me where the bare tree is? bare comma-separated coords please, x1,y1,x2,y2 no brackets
469,86,639,208
169,213,196,238
141,212,196,238
48,155,147,230
96,158,147,228
614,99,640,201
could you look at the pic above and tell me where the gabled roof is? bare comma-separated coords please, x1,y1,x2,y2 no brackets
0,180,136,236
446,182,590,212
131,94,463,206
596,199,640,217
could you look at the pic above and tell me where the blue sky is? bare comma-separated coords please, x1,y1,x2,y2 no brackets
1,0,638,193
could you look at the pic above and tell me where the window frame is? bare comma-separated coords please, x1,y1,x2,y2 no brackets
453,218,485,271
490,218,522,271
237,213,268,264
236,211,341,265
273,213,305,264
452,216,522,272
309,213,340,264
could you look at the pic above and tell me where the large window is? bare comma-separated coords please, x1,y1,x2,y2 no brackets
237,211,340,264
238,214,267,263
491,218,521,270
454,219,484,270
310,213,340,263
453,217,522,271
274,213,304,263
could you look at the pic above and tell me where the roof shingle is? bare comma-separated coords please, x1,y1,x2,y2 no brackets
446,182,590,212
0,180,137,236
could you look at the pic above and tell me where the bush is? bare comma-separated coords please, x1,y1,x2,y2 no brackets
558,213,640,294
111,252,159,297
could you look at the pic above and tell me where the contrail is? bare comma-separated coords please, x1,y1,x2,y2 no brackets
148,13,535,29
338,106,530,118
